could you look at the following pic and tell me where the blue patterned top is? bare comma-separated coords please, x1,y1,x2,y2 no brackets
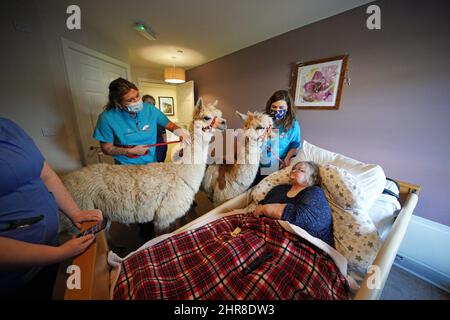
260,184,334,246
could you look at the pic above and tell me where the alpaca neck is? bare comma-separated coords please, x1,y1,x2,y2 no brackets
182,127,212,165
232,138,261,181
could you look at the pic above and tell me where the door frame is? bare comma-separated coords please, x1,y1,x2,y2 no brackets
61,38,131,165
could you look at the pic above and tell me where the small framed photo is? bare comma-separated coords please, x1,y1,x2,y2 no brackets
158,96,175,116
290,54,348,110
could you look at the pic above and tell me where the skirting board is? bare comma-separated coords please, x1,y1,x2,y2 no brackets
394,255,450,293
394,215,450,293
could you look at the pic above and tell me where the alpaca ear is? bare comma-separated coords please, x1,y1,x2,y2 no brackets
195,97,204,109
235,111,248,122
211,100,219,108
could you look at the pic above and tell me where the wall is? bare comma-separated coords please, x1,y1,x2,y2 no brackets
187,0,450,226
131,65,164,83
0,0,130,173
139,81,178,123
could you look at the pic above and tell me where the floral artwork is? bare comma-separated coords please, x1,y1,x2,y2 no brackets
291,55,348,110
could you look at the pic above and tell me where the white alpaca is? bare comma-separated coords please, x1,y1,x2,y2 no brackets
61,99,226,234
202,111,273,206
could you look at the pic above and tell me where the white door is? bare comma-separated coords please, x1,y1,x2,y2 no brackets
63,39,130,165
175,80,195,129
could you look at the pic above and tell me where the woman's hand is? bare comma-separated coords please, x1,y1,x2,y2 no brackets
129,145,150,156
166,122,192,145
253,204,266,218
70,209,103,229
282,148,298,169
253,204,286,220
282,157,292,168
57,234,96,260
178,129,192,145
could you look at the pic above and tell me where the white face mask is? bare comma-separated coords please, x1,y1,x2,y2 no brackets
126,100,143,113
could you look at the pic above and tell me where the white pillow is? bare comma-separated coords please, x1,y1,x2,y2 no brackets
292,140,386,211
368,179,401,241
294,140,338,164
251,166,291,203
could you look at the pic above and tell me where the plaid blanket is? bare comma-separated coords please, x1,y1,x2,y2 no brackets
113,214,349,300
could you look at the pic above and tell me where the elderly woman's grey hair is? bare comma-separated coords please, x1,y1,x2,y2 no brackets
292,161,321,186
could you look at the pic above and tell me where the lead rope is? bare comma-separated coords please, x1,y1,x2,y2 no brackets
258,125,286,167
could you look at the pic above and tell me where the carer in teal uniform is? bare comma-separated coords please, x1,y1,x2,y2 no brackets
253,90,301,186
94,78,190,165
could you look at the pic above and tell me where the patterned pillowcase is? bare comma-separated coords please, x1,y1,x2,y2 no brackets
251,167,291,203
320,164,366,210
328,197,382,276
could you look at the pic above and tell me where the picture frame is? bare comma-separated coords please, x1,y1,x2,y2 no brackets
158,96,175,116
290,54,348,110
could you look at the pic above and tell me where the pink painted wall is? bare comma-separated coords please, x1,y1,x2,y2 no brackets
187,0,450,226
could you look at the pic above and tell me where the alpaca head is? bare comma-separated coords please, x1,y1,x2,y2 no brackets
191,98,227,136
171,98,226,164
236,111,273,142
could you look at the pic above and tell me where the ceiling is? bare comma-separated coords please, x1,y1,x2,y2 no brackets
56,0,373,70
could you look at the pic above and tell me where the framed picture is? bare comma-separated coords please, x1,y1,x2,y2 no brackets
158,96,175,116
290,54,348,110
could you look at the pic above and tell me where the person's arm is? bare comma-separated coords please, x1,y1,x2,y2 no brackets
253,203,287,219
0,235,95,269
166,121,191,145
100,142,149,156
283,121,301,167
283,148,298,167
40,161,102,229
93,113,148,156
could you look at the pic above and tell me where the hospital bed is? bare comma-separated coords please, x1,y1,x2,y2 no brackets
62,178,420,300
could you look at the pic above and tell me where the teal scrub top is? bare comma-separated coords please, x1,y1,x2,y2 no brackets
93,103,169,165
260,119,301,167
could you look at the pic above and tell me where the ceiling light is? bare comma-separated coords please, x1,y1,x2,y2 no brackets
164,67,186,84
133,21,156,41
164,56,186,84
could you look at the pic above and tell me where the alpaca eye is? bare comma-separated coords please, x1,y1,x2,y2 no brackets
204,116,212,121
255,126,263,130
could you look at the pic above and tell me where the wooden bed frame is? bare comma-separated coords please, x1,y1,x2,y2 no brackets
62,179,420,300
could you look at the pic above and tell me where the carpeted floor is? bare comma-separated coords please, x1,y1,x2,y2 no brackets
381,265,449,300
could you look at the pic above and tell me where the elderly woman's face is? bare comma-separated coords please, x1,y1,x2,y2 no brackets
290,162,310,187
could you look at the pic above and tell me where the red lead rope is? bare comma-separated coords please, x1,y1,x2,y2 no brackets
144,139,182,149
202,116,218,131
258,125,286,167
123,117,218,158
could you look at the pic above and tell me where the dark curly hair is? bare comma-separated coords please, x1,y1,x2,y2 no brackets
264,90,296,131
104,78,138,110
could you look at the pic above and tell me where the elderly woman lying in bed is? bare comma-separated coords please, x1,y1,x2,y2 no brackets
252,161,334,247
112,160,349,300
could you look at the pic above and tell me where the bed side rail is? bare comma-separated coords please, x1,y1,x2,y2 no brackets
354,180,421,300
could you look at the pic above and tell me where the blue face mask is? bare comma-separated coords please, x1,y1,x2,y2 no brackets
126,100,143,113
272,109,287,121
